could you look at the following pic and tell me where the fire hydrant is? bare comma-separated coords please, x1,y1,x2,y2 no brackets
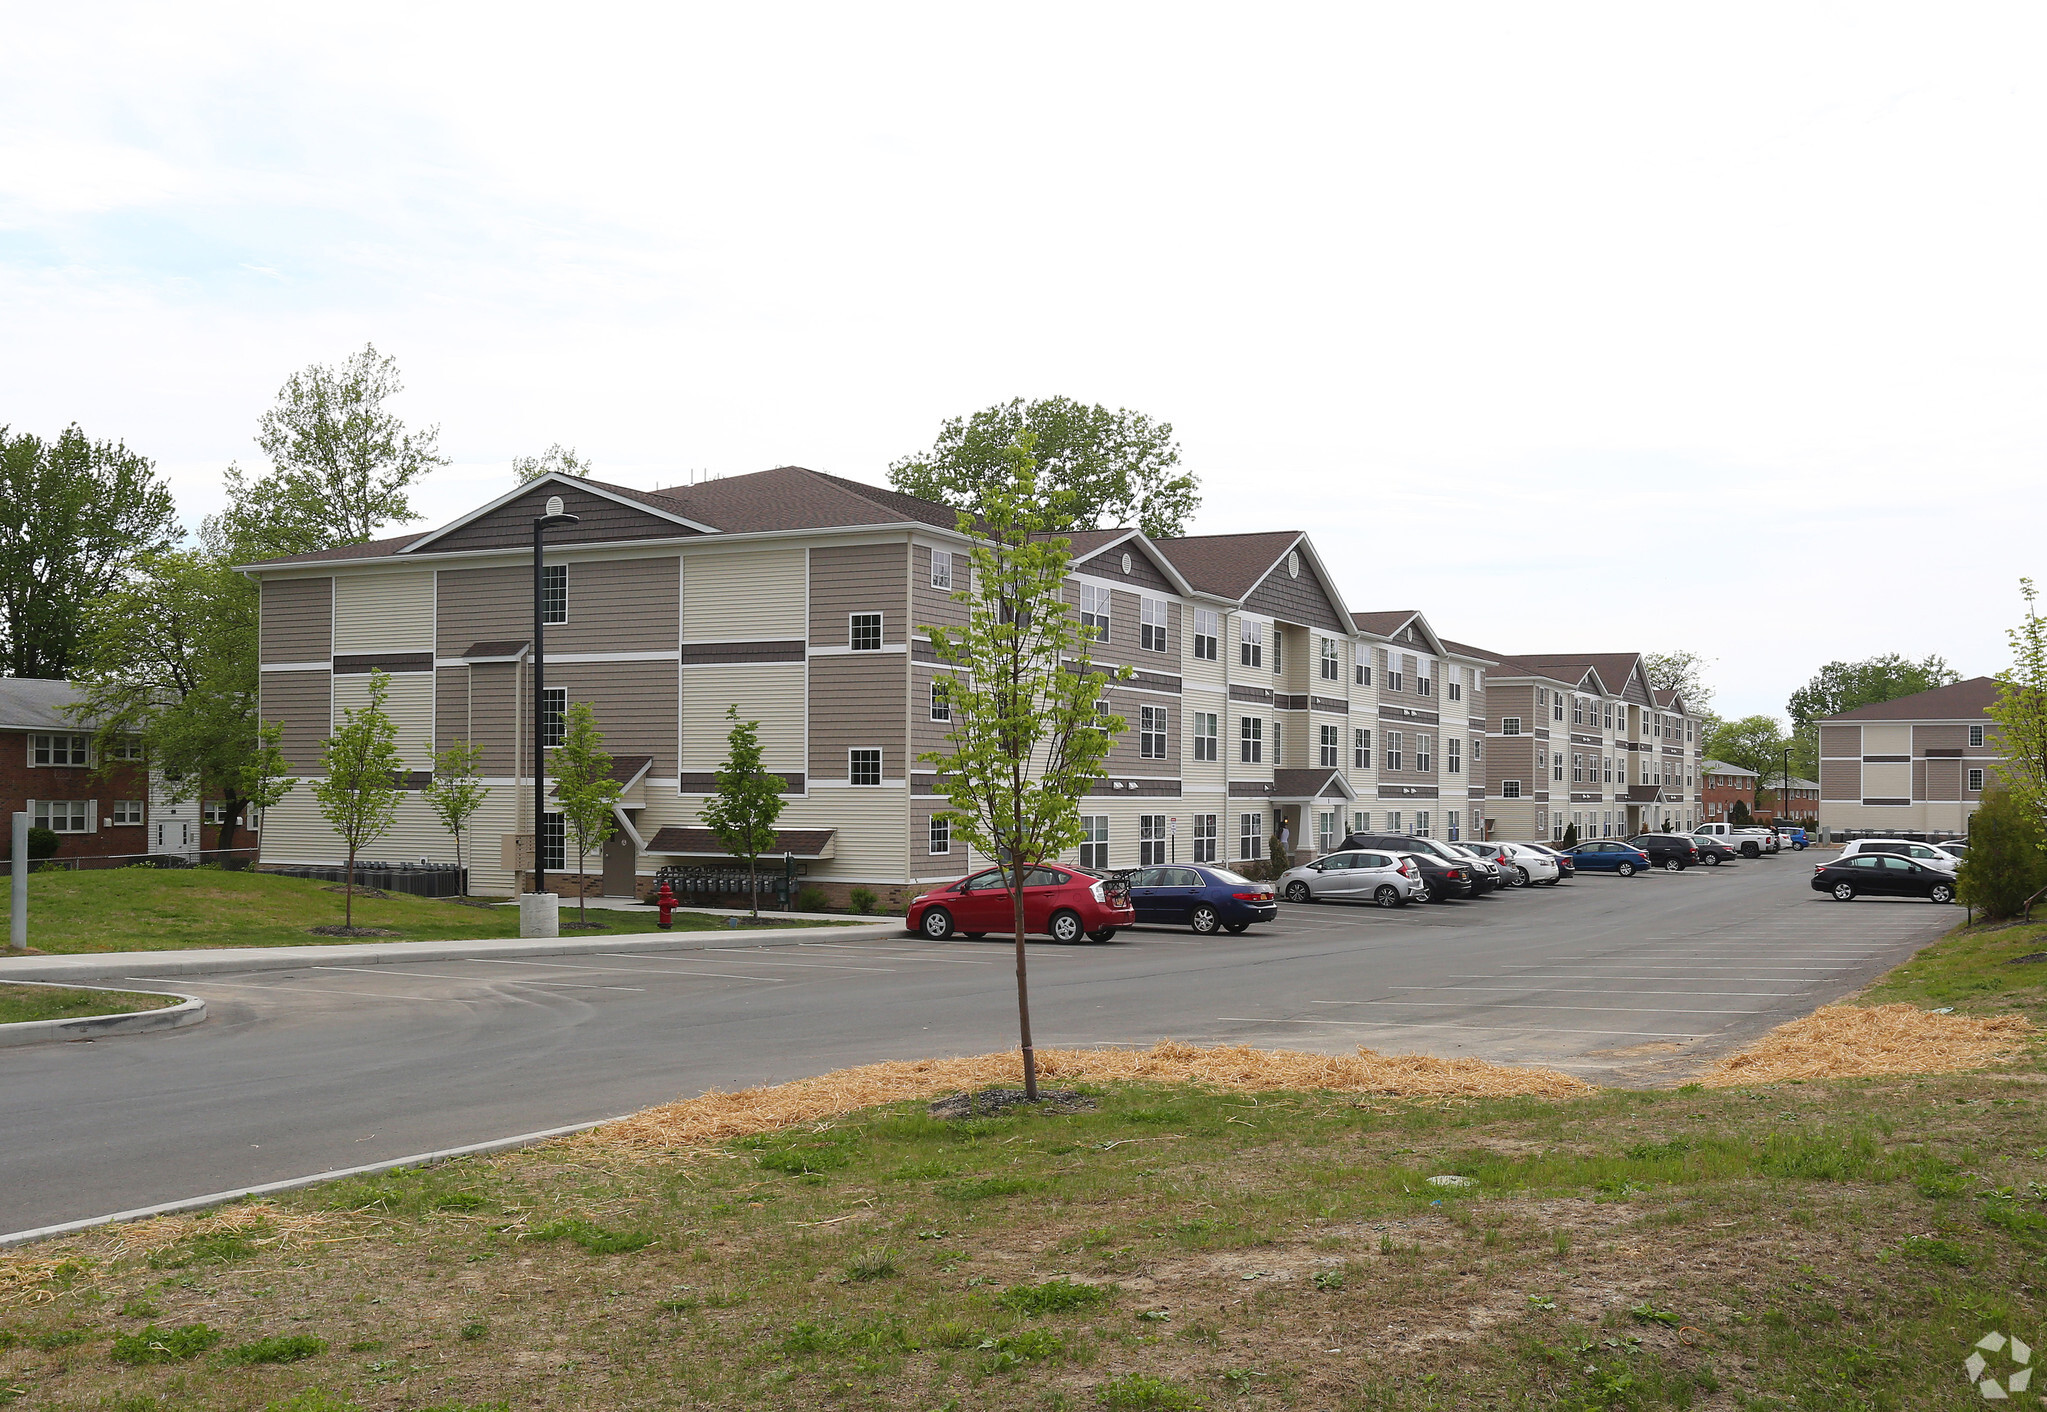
655,882,678,930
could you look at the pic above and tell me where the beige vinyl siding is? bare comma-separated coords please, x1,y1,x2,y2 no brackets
545,659,680,776
260,669,331,775
436,557,680,658
681,663,805,776
1862,723,1912,757
685,547,807,640
810,544,908,647
808,654,907,781
260,787,470,868
332,670,434,767
1862,761,1911,798
260,577,333,663
333,571,435,654
803,785,911,880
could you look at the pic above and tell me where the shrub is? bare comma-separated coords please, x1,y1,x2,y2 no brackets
1958,786,2047,921
1730,799,1752,826
110,1323,222,1364
26,826,59,861
849,886,879,915
796,884,830,912
1561,823,1579,847
220,1334,327,1365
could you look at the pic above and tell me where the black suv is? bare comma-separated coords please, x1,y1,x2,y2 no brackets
1624,834,1700,872
1340,833,1494,898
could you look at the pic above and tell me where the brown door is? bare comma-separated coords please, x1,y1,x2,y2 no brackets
601,836,637,897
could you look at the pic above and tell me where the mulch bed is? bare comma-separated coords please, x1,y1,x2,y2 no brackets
306,926,403,938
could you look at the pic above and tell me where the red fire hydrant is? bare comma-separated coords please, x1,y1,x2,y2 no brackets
655,882,678,930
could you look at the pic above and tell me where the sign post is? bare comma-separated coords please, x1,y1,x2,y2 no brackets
10,811,27,954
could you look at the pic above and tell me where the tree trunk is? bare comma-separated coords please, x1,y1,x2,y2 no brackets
345,844,356,928
577,847,587,924
454,829,465,896
217,792,245,860
1011,850,1037,1101
749,857,759,919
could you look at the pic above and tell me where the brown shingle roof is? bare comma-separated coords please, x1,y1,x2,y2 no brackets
1508,653,1646,697
654,466,965,534
244,531,426,567
1830,676,2002,722
1437,637,1504,663
1148,531,1301,600
1351,610,1422,636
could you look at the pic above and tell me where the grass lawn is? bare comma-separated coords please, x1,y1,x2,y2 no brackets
0,869,836,954
0,982,177,1026
4,922,2045,1410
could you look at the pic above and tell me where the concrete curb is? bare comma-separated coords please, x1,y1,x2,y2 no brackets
0,982,207,1048
0,1116,627,1248
0,920,908,983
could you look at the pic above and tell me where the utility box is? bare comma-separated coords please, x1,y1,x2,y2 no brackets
501,833,535,871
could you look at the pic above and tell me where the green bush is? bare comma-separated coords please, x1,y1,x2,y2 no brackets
1561,823,1579,847
109,1322,222,1364
796,884,830,912
26,826,59,861
849,885,878,914
1958,786,2047,920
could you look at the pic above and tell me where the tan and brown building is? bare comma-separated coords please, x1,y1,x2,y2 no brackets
1818,676,2005,839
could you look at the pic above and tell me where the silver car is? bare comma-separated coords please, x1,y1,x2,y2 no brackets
1496,842,1563,886
1278,849,1426,908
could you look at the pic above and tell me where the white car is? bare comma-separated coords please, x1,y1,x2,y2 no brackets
1497,841,1562,887
1934,841,1969,863
1836,839,1960,874
1278,849,1427,908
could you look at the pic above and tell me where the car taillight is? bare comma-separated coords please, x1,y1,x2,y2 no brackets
1446,869,1462,879
1230,891,1263,901
1398,861,1412,875
1090,882,1105,902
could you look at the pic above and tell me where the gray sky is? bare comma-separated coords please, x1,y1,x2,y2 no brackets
4,3,2041,720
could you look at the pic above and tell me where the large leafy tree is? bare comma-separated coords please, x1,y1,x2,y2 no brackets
700,705,788,919
920,438,1133,1100
312,671,405,930
512,444,593,484
1787,653,1960,781
215,343,447,557
1705,714,1789,803
551,700,622,928
72,534,290,859
0,424,178,678
889,397,1199,540
1641,650,1714,714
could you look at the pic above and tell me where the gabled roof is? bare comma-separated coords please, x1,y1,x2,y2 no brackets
1060,528,1197,596
1351,610,1453,657
1436,637,1503,664
1828,676,2002,722
396,472,721,556
1147,530,1305,601
1702,758,1759,778
1268,767,1358,802
0,678,92,732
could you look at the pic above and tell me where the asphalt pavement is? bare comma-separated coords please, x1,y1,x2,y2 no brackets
4,853,1951,1235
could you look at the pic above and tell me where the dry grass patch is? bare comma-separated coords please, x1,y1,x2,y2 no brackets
589,1039,1592,1150
1698,1002,2035,1086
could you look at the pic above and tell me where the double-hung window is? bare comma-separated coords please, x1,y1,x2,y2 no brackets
1319,637,1339,681
1970,724,1986,747
929,815,951,854
1553,693,1565,722
1447,671,1462,702
1192,609,1219,661
930,680,950,722
1140,814,1167,866
1139,705,1168,759
1318,724,1339,768
1415,810,1431,837
849,613,883,651
1354,727,1372,769
1239,619,1263,668
29,733,89,767
1385,732,1403,772
1356,660,1371,686
1387,657,1403,693
107,736,144,762
1192,813,1218,863
1414,734,1432,772
1080,815,1111,869
930,550,953,590
31,800,89,832
849,749,882,786
1572,696,1583,725
1239,716,1263,763
111,800,145,824
1238,813,1264,861
1079,584,1112,638
1572,752,1583,782
1191,712,1218,762
540,687,566,749
1447,737,1462,774
540,564,567,625
1140,596,1169,652
1417,660,1433,696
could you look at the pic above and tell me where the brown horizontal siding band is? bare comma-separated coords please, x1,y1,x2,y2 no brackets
1378,705,1440,725
1084,779,1183,797
1922,748,1964,758
681,640,807,665
1862,754,1911,763
333,652,434,674
1274,694,1310,711
677,772,806,794
1860,797,1913,806
1229,685,1274,704
1228,780,1278,798
1375,785,1439,799
1125,671,1183,693
1310,696,1347,714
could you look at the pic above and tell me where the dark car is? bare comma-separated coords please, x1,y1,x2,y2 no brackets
1401,850,1476,902
1563,840,1653,875
1626,834,1700,872
1691,836,1740,866
1811,854,1958,904
1441,843,1503,895
1122,864,1277,935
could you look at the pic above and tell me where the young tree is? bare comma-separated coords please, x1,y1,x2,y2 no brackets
424,739,489,896
214,344,447,557
1641,650,1716,715
0,423,179,678
312,671,405,930
699,705,788,919
512,444,594,483
921,438,1134,1100
1956,787,2047,922
550,701,621,928
1988,579,2047,854
1730,798,1752,827
889,397,1200,540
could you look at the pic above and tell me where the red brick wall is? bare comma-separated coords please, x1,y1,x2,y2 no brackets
0,729,150,860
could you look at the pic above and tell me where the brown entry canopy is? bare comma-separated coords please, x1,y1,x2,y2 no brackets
645,827,837,860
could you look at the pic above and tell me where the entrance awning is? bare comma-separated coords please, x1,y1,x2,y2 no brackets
1262,768,1359,804
645,826,837,860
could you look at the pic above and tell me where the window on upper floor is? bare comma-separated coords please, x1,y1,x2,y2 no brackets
930,550,953,590
111,800,145,825
1385,731,1404,772
929,815,951,854
1192,608,1219,661
1417,659,1433,696
1140,705,1168,759
1320,636,1339,681
1572,696,1583,725
849,613,883,651
1239,716,1262,763
540,687,565,749
1970,768,1986,792
29,733,89,767
1415,733,1432,772
1970,724,1986,748
1239,619,1263,669
1271,629,1282,674
540,564,567,625
849,749,882,786
1319,724,1339,768
107,735,144,762
1447,674,1462,702
1140,596,1169,653
1503,780,1522,799
1079,584,1111,639
1192,711,1218,762
1501,717,1522,735
1357,659,1372,686
1447,737,1462,774
1354,727,1372,769
930,680,951,722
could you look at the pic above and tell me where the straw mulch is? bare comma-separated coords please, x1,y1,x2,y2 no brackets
1698,1004,2036,1087
586,1040,1592,1152
0,1201,347,1307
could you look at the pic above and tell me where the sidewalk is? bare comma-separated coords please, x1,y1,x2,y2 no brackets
0,920,906,985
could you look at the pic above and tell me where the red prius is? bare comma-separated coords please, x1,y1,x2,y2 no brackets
906,865,1135,943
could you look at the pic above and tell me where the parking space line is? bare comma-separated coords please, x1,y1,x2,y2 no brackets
151,978,472,1005
794,945,990,964
1306,1000,1770,1015
461,959,778,983
605,952,897,973
314,965,644,992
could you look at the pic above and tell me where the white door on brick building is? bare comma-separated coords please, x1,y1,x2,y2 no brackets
148,774,200,861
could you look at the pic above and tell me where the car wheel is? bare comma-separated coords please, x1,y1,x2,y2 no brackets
1831,881,1856,901
920,908,954,939
1048,909,1084,944
1514,866,1530,886
1223,922,1249,934
1374,885,1402,908
1616,862,1636,877
1664,858,1683,873
1087,928,1118,942
1190,905,1222,935
1741,843,1759,858
1703,853,1720,866
1930,883,1955,904
1284,881,1312,903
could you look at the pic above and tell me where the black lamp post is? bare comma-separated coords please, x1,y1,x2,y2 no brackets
532,494,580,897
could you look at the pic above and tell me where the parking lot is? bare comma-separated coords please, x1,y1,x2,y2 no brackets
2,851,1953,1234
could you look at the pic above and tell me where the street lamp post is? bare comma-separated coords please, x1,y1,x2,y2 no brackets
520,493,580,939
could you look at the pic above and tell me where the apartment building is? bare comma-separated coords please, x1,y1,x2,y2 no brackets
1468,654,1704,842
1818,676,2004,838
1701,758,1760,821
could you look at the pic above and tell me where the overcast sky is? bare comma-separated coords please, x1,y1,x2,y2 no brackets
4,3,2041,720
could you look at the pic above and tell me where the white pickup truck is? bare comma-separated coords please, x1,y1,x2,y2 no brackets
1692,822,1780,858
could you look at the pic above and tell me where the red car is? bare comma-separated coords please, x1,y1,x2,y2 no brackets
907,865,1135,943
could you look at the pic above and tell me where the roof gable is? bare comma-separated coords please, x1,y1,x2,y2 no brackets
1353,609,1451,657
1830,676,2002,722
1149,531,1303,601
402,475,716,556
1065,530,1192,596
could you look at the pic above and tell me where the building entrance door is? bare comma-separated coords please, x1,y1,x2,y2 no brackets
601,836,637,897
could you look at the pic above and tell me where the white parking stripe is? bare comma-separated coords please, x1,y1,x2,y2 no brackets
1305,1000,1770,1015
153,978,471,1005
313,965,644,992
460,959,779,983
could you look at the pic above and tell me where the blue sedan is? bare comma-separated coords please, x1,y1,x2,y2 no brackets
1121,865,1278,935
1563,841,1652,876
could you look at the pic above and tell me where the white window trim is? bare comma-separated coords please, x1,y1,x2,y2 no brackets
1501,717,1522,736
930,550,953,590
848,748,884,786
540,563,568,625
848,612,884,651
